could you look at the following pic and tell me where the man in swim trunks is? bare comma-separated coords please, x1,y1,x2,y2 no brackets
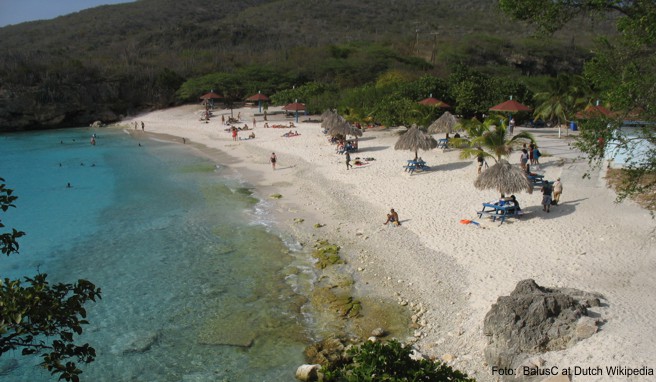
383,208,401,226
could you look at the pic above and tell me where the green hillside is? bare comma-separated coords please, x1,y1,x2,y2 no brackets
0,0,615,130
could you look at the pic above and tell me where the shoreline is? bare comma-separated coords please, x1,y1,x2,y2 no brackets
115,104,656,381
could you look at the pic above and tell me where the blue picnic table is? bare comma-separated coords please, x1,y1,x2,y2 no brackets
437,138,449,149
404,159,429,174
476,202,520,224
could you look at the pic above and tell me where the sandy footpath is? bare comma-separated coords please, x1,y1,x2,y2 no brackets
117,104,655,381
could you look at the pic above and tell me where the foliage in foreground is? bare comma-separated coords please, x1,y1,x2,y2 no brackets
323,340,475,382
0,178,101,381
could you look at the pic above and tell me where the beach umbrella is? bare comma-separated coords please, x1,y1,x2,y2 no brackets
427,111,459,134
489,99,532,113
246,91,270,113
474,159,531,196
575,104,614,119
199,92,223,100
322,110,362,137
200,91,223,109
394,125,437,160
283,100,306,123
418,94,450,108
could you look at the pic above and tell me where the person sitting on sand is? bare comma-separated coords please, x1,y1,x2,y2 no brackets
264,122,270,128
289,122,295,128
383,208,401,226
248,132,255,139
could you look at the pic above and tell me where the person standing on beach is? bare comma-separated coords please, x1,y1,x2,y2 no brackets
553,178,563,204
541,181,553,213
253,117,256,128
345,151,353,170
232,127,238,141
141,121,145,131
270,152,277,170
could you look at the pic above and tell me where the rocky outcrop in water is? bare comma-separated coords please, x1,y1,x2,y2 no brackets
483,279,604,375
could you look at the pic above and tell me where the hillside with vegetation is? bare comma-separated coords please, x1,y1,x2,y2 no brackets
0,0,615,130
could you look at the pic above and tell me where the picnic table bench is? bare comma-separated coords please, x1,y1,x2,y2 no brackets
528,174,548,187
404,159,429,174
437,138,449,149
477,202,520,224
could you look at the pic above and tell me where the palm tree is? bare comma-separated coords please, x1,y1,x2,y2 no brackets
533,74,592,138
455,117,534,164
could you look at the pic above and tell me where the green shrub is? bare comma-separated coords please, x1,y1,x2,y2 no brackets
323,340,475,382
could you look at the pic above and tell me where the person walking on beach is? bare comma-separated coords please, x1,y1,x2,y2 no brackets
232,127,238,141
270,152,277,170
541,181,553,213
345,151,353,170
553,178,563,205
141,121,145,131
533,145,541,169
477,152,487,174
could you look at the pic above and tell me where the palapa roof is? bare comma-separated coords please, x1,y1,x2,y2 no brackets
427,111,459,134
246,93,270,102
418,97,450,108
322,110,362,137
489,99,532,112
575,104,614,119
283,102,306,111
199,92,223,100
474,159,531,195
394,126,437,157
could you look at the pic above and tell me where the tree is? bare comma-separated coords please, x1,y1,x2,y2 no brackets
533,74,592,138
455,117,534,163
0,178,101,381
499,0,656,206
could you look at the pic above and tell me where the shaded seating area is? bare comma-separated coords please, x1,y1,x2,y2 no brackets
404,158,429,174
476,202,520,224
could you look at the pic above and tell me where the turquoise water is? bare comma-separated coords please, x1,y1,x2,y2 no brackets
0,128,312,381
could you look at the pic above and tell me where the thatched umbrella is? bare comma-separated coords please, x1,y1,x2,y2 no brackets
322,110,362,137
394,126,437,160
474,159,531,196
427,111,458,134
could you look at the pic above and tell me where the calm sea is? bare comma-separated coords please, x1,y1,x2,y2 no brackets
0,127,314,381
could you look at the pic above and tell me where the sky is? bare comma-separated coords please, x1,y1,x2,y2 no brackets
0,0,135,27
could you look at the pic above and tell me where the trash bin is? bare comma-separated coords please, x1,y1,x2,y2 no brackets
570,121,578,131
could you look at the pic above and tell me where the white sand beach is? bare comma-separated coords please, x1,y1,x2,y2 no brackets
119,104,655,381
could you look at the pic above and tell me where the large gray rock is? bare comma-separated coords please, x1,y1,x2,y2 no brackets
483,279,603,373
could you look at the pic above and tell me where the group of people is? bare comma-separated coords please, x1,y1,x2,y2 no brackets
540,177,563,213
282,130,300,137
519,142,542,171
335,138,358,154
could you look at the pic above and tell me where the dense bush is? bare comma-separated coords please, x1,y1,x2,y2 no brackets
323,340,475,382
